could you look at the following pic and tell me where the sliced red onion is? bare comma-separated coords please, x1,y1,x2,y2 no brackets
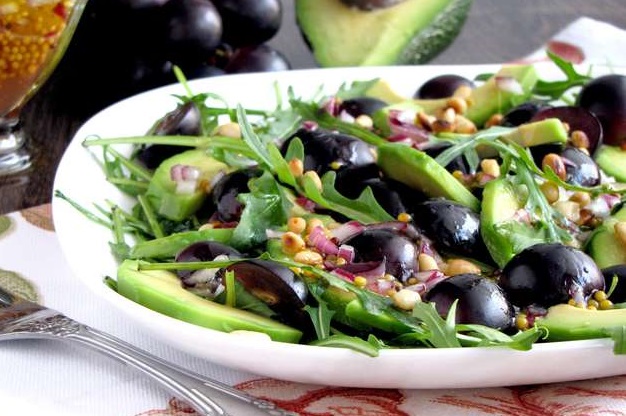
337,244,355,263
495,76,524,95
373,279,395,295
339,259,386,279
171,164,201,181
586,196,610,218
322,97,340,117
477,172,495,186
302,120,319,131
308,226,339,255
295,197,317,212
601,194,620,210
332,268,355,282
330,221,364,242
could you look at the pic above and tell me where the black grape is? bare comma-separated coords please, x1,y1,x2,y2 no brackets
212,0,282,47
224,44,290,73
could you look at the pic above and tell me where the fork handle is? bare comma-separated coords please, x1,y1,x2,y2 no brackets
17,311,294,416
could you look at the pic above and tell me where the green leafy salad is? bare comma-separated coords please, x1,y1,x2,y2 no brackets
58,53,626,356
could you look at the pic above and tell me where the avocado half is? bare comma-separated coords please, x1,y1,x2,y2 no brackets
296,0,472,67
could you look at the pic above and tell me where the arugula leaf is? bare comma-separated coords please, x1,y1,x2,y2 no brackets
532,50,592,100
289,98,387,147
309,334,380,357
237,104,274,170
230,171,291,251
456,325,543,350
334,79,380,100
301,171,394,224
610,326,626,355
304,302,335,340
412,301,461,348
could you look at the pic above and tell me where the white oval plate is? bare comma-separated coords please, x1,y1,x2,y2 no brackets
52,64,626,389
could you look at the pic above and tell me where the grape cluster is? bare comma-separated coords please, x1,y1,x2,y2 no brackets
61,0,289,114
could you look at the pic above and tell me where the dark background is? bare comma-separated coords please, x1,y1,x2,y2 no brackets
2,0,626,214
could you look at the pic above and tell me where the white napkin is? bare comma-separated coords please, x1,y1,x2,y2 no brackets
523,17,626,66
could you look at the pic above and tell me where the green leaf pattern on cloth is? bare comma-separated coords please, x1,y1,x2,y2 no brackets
0,215,12,237
0,269,40,302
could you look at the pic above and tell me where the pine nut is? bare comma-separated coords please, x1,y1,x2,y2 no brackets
355,114,374,129
445,259,481,276
294,249,323,265
539,181,560,204
288,158,304,177
431,119,455,134
287,217,307,234
416,111,436,129
542,153,567,181
303,170,323,190
554,201,580,223
454,115,478,134
570,130,590,149
215,122,241,138
453,84,473,99
446,97,468,115
281,232,306,254
480,159,500,178
569,191,591,206
485,114,503,128
418,253,439,271
391,289,421,311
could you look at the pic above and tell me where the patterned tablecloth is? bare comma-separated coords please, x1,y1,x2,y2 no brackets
4,16,626,416
3,205,626,415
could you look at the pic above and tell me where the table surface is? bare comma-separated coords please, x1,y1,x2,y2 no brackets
1,0,626,215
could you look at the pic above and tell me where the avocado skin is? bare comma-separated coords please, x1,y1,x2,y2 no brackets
536,304,626,342
296,0,471,67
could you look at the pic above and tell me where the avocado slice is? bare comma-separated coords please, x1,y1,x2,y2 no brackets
296,0,472,67
372,65,539,134
145,149,229,221
501,118,569,147
536,303,626,342
377,143,480,211
116,259,303,343
480,178,549,268
595,145,626,183
587,205,626,269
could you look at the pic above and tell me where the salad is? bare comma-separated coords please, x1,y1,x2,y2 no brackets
58,53,626,356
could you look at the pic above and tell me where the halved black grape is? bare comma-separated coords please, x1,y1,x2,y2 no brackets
282,128,375,176
343,228,418,283
338,97,388,117
500,243,604,308
530,106,603,155
561,146,601,187
175,241,241,280
208,168,263,222
577,74,626,147
414,74,474,99
425,274,514,331
224,44,291,73
411,199,491,262
212,0,282,47
501,102,552,127
136,101,201,169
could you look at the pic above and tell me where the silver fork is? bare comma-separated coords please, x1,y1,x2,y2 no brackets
0,286,297,416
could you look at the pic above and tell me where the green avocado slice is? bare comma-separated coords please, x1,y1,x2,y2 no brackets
145,149,229,221
116,259,303,343
296,0,472,67
587,205,626,269
595,145,626,183
377,143,480,211
536,304,626,342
